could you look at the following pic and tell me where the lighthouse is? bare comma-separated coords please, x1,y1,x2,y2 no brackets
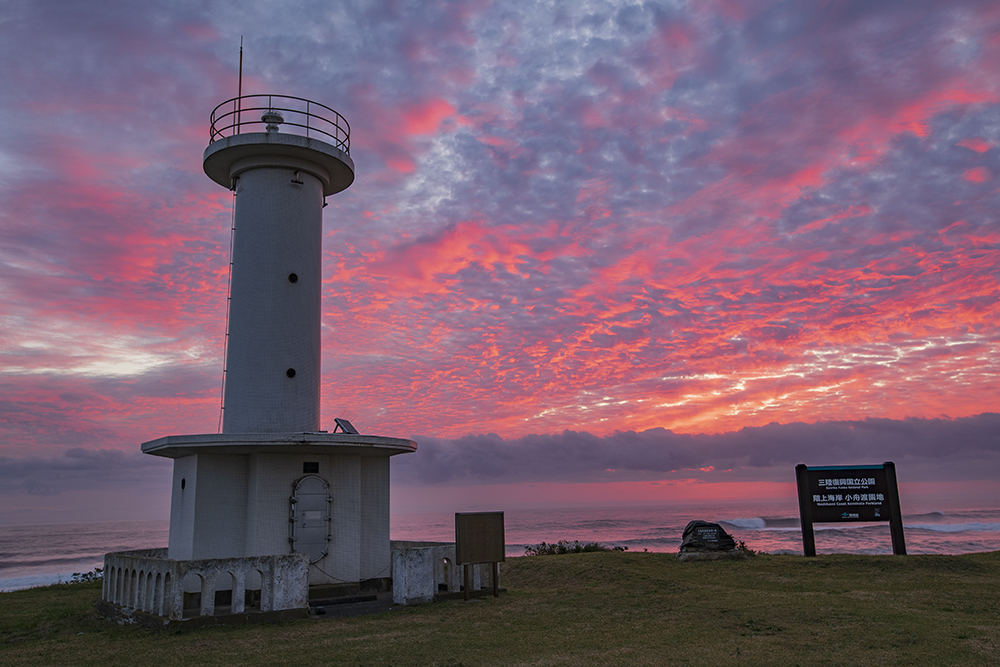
103,94,416,620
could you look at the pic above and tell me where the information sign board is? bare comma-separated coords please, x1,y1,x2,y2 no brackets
805,467,889,522
455,511,505,600
795,462,905,556
455,511,505,565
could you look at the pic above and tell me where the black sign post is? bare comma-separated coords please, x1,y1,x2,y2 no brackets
795,462,905,556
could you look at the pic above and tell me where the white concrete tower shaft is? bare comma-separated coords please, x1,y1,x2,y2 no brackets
203,98,354,433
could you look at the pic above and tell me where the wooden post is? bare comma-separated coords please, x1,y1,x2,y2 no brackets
492,562,499,598
795,464,816,557
463,564,470,601
884,461,907,555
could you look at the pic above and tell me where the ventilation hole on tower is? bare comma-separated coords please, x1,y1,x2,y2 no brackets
181,478,186,490
286,368,296,378
288,273,298,283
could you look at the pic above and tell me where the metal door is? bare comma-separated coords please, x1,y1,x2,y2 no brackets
289,475,332,562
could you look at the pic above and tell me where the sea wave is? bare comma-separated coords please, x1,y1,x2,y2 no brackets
0,555,106,571
720,518,767,530
719,517,800,531
718,513,1000,534
905,522,1000,533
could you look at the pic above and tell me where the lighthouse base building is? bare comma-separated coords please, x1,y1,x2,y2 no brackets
147,434,413,577
99,432,415,626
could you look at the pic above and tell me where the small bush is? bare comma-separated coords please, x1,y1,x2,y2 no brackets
524,540,628,556
70,568,103,583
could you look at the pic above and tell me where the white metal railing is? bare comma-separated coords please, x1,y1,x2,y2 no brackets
209,94,350,153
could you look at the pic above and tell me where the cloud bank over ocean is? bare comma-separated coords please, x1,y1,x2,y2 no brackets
397,413,1000,485
3,414,996,506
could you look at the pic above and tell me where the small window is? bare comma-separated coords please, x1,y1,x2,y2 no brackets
303,462,319,474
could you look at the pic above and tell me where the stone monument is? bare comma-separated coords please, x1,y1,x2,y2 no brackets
677,520,747,562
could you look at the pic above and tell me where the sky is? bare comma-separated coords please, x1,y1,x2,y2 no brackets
1,0,998,524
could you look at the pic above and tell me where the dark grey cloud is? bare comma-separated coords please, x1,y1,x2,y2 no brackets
0,447,171,496
0,413,996,509
396,413,1000,485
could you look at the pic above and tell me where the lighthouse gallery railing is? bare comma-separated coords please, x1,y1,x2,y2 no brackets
209,93,350,154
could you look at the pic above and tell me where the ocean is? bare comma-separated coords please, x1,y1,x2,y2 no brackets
3,501,999,592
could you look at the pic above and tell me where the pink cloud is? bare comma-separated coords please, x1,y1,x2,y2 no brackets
402,98,458,136
957,137,994,153
963,167,991,183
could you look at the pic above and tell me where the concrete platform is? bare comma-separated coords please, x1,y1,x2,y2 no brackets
141,432,417,458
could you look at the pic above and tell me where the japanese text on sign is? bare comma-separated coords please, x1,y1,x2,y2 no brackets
805,467,889,523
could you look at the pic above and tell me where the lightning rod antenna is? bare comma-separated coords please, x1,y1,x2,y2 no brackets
237,37,243,133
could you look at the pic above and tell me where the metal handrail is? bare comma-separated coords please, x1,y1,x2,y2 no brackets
209,94,351,154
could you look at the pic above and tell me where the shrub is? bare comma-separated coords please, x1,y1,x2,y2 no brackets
524,540,628,556
70,568,103,583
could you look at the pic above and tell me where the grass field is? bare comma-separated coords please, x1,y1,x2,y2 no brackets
3,551,999,666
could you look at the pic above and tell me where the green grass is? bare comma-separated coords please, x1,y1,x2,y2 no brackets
3,552,999,666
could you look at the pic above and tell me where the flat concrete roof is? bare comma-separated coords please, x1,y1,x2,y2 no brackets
141,432,416,459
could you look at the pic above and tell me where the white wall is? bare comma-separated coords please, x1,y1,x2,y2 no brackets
191,453,249,559
166,449,395,586
167,455,197,560
360,456,391,580
223,164,324,433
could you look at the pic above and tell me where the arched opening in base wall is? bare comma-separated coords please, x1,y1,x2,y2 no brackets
162,573,172,617
182,573,204,617
129,570,138,608
440,558,453,592
214,571,234,614
245,569,263,610
152,573,163,616
144,571,155,612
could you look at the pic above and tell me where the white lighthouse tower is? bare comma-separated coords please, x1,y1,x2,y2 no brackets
101,94,416,622
204,100,352,435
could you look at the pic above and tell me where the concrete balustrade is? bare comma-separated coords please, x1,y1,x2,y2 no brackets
390,541,494,605
100,548,308,625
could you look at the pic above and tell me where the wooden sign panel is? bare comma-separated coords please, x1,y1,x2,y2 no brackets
455,511,505,565
805,467,890,523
